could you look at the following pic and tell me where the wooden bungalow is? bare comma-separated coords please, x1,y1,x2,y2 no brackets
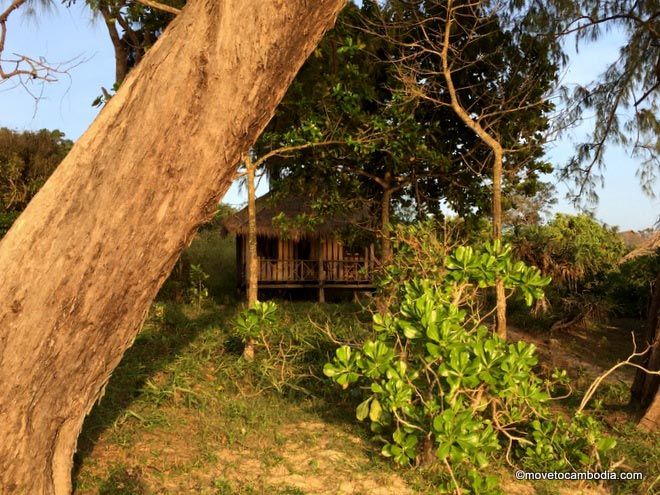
223,193,376,300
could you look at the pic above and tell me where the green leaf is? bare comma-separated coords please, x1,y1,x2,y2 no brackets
336,346,353,365
356,397,371,421
323,363,338,378
436,442,451,460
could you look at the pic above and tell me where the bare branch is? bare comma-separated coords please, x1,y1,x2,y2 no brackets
1,0,79,84
132,0,181,16
577,334,660,414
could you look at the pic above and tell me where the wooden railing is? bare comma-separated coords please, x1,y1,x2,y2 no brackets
257,259,317,282
254,259,371,282
322,260,371,281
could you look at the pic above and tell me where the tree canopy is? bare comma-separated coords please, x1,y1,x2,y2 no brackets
0,128,71,233
256,1,557,234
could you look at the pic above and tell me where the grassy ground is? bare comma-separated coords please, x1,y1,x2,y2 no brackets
73,300,410,495
72,231,659,495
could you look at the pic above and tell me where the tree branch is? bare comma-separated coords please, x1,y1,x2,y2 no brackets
1,0,77,83
132,0,181,16
577,334,660,414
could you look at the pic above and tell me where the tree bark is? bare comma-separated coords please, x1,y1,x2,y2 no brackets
492,147,507,339
638,389,660,432
0,0,345,493
243,156,258,360
246,157,258,308
632,271,660,430
98,4,129,86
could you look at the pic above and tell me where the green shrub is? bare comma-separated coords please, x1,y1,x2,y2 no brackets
325,241,615,493
513,214,625,282
0,211,19,238
511,214,626,326
607,251,660,318
0,127,71,212
234,301,278,344
185,229,237,300
159,229,237,303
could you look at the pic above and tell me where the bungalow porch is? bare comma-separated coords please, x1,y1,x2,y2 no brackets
223,193,376,300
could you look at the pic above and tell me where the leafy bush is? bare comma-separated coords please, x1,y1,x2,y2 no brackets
0,127,71,212
234,300,278,344
0,211,19,238
325,241,616,493
513,214,625,283
607,251,660,318
184,229,237,300
375,220,492,310
233,301,372,395
512,214,626,326
159,229,237,303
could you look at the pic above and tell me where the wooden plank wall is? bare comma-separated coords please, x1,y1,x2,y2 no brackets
322,237,344,280
276,239,295,281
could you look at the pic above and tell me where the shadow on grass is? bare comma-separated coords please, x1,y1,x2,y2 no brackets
72,302,228,489
97,466,150,495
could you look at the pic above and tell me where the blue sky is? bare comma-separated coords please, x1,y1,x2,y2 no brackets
1,2,657,229
548,29,659,230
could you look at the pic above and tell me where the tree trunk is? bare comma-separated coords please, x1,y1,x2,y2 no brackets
0,0,345,493
246,157,258,307
638,390,660,432
381,186,393,263
492,147,507,339
632,271,660,430
439,0,506,338
440,0,507,339
244,156,258,360
99,5,129,86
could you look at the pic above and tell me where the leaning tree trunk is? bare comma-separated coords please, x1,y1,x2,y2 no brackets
0,0,345,493
632,271,660,431
638,392,660,432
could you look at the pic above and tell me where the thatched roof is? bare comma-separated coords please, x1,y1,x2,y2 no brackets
222,192,368,239
620,231,660,263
